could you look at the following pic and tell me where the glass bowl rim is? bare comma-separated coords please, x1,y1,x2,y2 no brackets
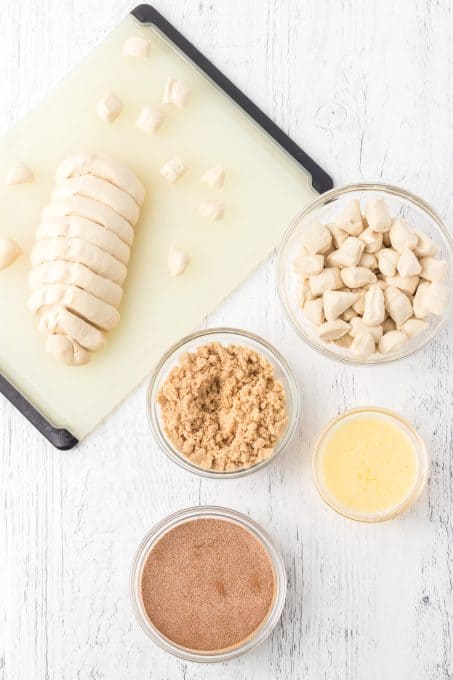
146,326,300,479
129,505,287,662
312,406,429,523
277,182,453,366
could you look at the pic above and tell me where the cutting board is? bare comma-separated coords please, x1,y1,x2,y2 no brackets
0,5,332,448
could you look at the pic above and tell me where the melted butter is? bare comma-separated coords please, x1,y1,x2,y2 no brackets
321,415,418,514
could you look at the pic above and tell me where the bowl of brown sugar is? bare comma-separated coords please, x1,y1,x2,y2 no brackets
130,506,287,662
147,328,300,477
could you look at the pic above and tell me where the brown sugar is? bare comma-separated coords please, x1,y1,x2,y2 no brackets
140,518,275,652
157,342,288,471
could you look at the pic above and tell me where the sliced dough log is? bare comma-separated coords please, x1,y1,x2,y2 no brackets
52,176,140,225
28,261,123,308
29,153,145,365
29,284,120,331
46,333,89,366
36,216,130,265
38,305,106,352
55,153,145,205
30,237,127,286
42,197,134,246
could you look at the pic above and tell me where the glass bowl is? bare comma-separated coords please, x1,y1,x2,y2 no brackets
312,406,429,522
147,327,300,478
130,505,287,662
277,183,453,365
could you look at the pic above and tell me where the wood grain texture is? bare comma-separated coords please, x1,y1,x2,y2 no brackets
0,1,452,678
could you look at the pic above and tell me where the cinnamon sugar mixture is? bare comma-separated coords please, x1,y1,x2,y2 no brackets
140,518,275,651
157,342,288,471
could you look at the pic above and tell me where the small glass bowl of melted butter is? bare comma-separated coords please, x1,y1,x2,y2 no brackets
312,406,429,522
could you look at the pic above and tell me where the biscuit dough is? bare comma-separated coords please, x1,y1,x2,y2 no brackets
6,162,34,185
42,196,134,246
29,153,144,365
36,216,130,264
45,333,90,367
31,237,127,286
0,237,22,270
38,306,106,352
56,153,145,205
28,284,120,331
29,261,123,308
52,175,140,225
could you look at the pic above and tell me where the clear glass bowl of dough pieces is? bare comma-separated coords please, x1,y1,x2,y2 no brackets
277,183,453,365
147,327,300,478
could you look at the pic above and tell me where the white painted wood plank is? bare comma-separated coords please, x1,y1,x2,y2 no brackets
0,0,452,678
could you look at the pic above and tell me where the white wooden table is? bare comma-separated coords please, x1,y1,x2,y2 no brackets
1,2,452,678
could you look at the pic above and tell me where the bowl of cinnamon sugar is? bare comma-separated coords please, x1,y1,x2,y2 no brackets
147,327,300,478
130,505,287,661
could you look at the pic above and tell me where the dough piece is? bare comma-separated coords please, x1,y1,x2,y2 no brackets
6,162,34,185
0,237,22,270
336,199,363,236
401,317,428,338
293,254,324,276
323,290,358,321
340,266,377,288
160,157,186,184
297,278,313,308
162,77,191,107
317,320,350,341
201,166,225,188
38,306,106,352
350,317,383,342
414,232,438,258
52,175,140,225
136,105,164,134
377,248,399,277
397,249,422,277
329,237,364,267
302,221,332,254
304,298,324,325
359,227,383,254
36,216,130,265
327,223,348,249
364,198,391,233
362,285,385,326
46,334,89,366
168,245,190,276
29,284,120,331
419,256,447,282
96,91,123,123
28,261,123,308
390,219,418,252
122,36,150,57
350,332,375,360
56,153,145,205
42,197,134,246
309,267,342,296
359,252,378,270
378,330,407,354
30,237,127,286
198,201,225,220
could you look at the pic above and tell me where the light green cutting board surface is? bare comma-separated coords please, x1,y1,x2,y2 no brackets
0,14,318,440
